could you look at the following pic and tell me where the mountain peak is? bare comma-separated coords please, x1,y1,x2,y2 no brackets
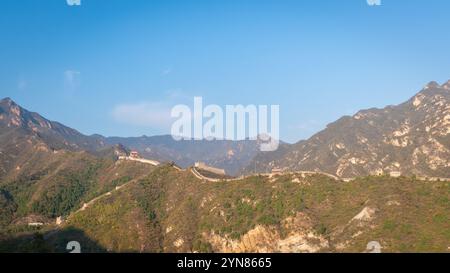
442,79,450,89
0,97,17,107
0,97,22,119
0,98,108,152
423,81,440,90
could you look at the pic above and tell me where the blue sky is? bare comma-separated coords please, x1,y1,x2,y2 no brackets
1,0,450,143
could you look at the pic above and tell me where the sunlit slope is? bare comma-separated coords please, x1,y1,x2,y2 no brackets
48,165,450,253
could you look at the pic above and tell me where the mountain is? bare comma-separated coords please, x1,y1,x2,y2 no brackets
2,166,449,253
0,97,263,237
1,78,449,180
0,97,106,152
244,80,450,178
0,98,158,234
0,97,262,176
0,81,449,253
0,97,118,183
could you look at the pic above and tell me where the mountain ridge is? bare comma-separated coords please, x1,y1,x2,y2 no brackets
0,97,262,175
0,80,449,253
243,80,450,178
1,78,449,178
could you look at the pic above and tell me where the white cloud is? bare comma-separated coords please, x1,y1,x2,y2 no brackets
112,101,174,129
111,90,197,132
164,88,188,100
17,79,27,90
64,70,81,89
66,0,81,6
367,0,381,6
161,68,172,76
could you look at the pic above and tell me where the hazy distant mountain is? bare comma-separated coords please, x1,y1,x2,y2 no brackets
0,98,262,176
244,80,450,178
104,135,262,175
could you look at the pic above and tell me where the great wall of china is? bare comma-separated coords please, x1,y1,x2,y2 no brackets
117,155,450,183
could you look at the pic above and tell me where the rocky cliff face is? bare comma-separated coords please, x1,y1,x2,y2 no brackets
245,81,450,178
203,212,329,253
